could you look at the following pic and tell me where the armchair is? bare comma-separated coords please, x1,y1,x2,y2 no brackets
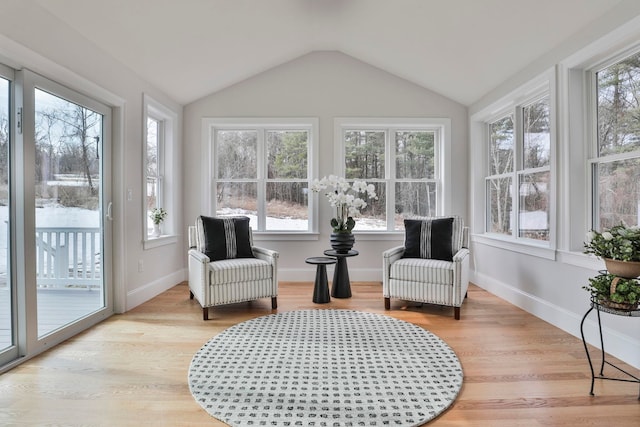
383,217,469,320
188,216,279,320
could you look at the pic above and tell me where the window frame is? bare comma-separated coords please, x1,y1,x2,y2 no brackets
587,47,640,232
202,117,319,238
471,69,556,258
333,117,451,233
142,94,178,249
485,94,552,243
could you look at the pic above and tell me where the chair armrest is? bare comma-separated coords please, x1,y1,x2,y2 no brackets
452,247,470,305
253,246,279,294
453,247,469,263
189,248,210,264
382,246,405,293
252,246,279,261
188,249,210,305
383,246,405,263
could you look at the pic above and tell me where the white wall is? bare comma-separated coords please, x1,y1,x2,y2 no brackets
0,2,186,313
183,51,469,282
469,2,640,368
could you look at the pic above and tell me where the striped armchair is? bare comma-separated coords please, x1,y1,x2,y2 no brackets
187,217,279,320
382,218,469,320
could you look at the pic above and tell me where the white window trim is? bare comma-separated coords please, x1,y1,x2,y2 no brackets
142,94,178,249
201,117,319,238
333,117,452,233
558,18,640,267
470,69,557,258
586,48,640,233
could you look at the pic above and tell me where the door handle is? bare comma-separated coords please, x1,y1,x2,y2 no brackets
106,202,113,221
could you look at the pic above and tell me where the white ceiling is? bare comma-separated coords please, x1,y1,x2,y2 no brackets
36,0,625,106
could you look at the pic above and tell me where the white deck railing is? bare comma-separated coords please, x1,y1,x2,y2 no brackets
35,227,101,289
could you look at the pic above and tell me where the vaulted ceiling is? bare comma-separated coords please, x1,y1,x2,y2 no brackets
34,0,626,105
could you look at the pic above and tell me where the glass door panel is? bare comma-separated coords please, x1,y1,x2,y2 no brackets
34,88,104,338
0,77,11,352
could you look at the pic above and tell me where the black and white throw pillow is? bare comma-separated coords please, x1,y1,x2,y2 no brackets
196,215,254,261
403,216,463,261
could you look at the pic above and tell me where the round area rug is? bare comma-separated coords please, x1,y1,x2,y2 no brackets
189,309,463,426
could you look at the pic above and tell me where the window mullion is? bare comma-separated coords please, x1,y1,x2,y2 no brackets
257,129,266,232
386,128,395,230
514,106,524,239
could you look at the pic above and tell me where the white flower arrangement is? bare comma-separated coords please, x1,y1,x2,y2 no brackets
310,175,377,233
584,223,640,261
149,207,168,225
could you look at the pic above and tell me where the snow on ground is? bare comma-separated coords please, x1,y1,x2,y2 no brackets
217,208,387,231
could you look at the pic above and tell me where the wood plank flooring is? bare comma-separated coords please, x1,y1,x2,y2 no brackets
0,282,638,426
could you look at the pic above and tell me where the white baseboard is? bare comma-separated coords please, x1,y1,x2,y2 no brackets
471,271,640,370
126,269,187,311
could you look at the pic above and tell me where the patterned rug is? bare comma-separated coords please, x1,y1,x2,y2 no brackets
188,309,463,426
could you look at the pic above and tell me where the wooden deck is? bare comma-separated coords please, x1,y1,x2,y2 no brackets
0,287,103,348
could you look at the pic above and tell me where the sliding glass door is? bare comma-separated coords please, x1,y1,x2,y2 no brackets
0,73,15,365
34,87,108,337
0,67,112,370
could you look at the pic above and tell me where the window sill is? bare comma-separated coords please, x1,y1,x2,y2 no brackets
143,234,178,250
471,233,556,260
251,231,405,242
352,231,405,241
253,232,320,241
556,250,604,271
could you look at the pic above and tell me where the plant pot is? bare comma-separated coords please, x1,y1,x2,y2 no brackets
604,258,640,278
597,297,639,311
330,232,355,254
597,276,640,311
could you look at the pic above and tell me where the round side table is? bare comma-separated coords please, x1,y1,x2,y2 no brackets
323,249,359,298
305,257,337,304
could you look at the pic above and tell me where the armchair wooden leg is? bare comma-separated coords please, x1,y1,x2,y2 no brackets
271,297,277,309
454,306,460,320
203,307,209,321
190,291,194,300
384,297,390,310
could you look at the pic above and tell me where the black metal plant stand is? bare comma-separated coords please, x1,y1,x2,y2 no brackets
580,297,640,399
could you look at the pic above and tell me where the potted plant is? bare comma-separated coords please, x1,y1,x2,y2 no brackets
310,175,377,253
149,207,167,237
583,272,640,310
584,223,640,278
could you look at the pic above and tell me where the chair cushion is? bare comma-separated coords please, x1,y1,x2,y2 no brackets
196,215,255,261
208,258,272,285
390,258,453,285
403,216,463,261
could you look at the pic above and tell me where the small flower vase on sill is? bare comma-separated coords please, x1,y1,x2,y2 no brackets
149,207,167,238
152,223,161,238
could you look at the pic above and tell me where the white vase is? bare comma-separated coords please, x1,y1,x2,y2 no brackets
152,223,161,237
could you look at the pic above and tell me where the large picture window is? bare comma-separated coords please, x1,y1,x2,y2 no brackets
592,50,640,230
207,119,316,232
335,118,450,231
486,95,551,242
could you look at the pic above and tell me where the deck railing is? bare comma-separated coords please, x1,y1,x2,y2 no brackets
35,227,101,289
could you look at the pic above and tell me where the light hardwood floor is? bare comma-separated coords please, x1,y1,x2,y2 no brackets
0,282,638,426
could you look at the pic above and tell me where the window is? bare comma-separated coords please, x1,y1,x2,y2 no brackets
206,118,317,232
146,116,161,225
486,95,551,242
335,118,450,231
592,50,640,230
143,94,177,244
